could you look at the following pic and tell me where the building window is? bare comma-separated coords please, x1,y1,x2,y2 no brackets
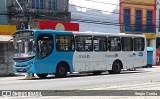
124,9,131,32
39,0,43,9
135,10,142,32
32,0,36,8
32,0,44,9
146,11,153,32
48,0,57,10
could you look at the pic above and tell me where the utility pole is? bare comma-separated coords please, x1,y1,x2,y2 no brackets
23,0,29,29
15,0,29,29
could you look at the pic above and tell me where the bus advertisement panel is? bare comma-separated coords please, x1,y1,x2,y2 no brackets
38,20,79,31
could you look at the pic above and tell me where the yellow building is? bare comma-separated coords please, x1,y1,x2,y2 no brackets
120,0,156,65
120,0,156,39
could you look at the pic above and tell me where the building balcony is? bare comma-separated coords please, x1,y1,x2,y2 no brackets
7,6,71,22
121,25,156,33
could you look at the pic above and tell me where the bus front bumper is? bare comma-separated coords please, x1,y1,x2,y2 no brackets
13,64,35,73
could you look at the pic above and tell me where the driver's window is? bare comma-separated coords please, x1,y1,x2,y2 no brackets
37,34,53,59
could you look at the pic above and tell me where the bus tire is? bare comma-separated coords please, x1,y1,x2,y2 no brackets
37,74,48,79
55,63,67,78
109,61,122,74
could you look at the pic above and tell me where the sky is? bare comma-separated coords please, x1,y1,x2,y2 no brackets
69,0,119,14
69,0,120,33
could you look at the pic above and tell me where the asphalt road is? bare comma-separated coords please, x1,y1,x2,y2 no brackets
0,66,160,90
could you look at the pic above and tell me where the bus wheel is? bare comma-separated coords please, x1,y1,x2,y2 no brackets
55,63,67,78
109,61,122,74
93,72,102,75
37,74,48,79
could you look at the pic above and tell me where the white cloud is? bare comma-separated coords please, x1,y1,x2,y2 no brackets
69,0,120,33
69,0,119,14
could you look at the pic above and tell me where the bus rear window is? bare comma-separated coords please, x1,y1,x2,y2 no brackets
134,38,145,51
121,37,133,51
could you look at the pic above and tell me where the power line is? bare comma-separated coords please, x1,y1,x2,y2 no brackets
71,5,159,21
70,0,156,8
70,9,157,29
70,9,119,22
84,0,119,6
70,4,160,22
72,18,157,27
70,4,119,14
71,20,120,29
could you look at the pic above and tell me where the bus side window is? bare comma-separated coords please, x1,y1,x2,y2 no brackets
56,35,75,51
134,38,144,51
75,36,92,51
93,36,107,51
108,37,121,51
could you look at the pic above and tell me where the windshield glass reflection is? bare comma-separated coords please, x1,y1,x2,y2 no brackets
14,37,36,58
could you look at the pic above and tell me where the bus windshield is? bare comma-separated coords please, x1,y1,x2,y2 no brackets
13,32,36,59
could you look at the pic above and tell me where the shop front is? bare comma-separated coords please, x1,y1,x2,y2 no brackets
0,25,16,76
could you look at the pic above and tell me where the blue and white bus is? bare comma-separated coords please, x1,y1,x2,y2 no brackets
13,29,147,78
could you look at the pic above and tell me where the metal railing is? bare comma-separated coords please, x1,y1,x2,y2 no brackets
121,25,156,33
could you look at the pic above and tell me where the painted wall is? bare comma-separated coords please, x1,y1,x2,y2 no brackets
0,0,8,24
0,25,16,35
121,0,155,4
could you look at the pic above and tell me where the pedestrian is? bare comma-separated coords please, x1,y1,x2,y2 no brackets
25,73,34,78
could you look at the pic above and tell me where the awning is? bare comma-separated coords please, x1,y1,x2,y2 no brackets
0,35,12,42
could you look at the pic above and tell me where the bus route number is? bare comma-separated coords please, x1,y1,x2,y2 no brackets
79,55,90,58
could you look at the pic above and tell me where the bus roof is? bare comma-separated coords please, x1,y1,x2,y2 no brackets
73,31,145,38
14,29,146,38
